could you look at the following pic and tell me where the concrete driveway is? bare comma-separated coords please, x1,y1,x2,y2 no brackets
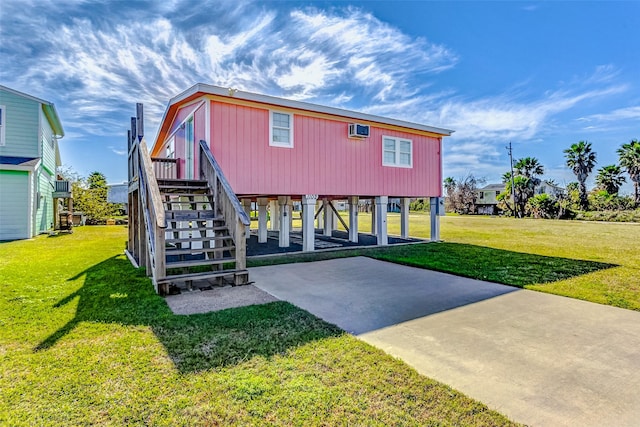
251,256,640,427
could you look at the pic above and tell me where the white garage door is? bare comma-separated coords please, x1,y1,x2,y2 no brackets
0,171,30,241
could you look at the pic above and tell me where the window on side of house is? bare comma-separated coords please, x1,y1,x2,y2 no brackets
382,136,412,168
496,191,501,197
0,105,5,146
166,136,175,158
269,111,293,148
479,192,484,199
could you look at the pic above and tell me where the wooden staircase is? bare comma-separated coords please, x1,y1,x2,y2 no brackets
127,135,250,296
159,179,247,293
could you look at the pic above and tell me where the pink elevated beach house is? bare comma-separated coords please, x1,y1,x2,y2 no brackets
128,83,452,293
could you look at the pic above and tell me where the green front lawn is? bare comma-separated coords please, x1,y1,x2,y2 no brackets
0,226,515,426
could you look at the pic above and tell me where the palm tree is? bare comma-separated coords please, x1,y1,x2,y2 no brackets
595,165,626,195
617,139,640,205
564,141,597,210
514,157,544,180
513,157,544,215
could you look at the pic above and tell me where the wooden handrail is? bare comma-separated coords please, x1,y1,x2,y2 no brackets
199,140,250,226
139,139,166,229
199,140,248,274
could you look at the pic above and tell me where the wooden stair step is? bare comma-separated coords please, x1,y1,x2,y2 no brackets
165,246,235,256
163,193,213,199
168,225,228,232
165,210,219,220
161,269,248,284
166,235,232,243
159,185,209,192
157,179,208,186
166,257,235,269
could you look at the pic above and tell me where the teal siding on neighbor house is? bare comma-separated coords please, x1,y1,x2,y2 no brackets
0,170,30,240
40,109,58,174
0,89,39,158
36,168,54,233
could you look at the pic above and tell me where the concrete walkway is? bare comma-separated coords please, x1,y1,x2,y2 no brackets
251,257,640,427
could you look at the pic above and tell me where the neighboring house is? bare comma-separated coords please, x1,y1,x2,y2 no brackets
129,83,453,293
0,85,69,240
535,180,565,198
475,180,565,215
107,182,128,213
475,183,505,215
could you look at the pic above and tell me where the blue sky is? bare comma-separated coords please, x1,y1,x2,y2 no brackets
1,0,638,192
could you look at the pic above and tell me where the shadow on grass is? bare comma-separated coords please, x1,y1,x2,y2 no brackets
35,255,342,373
249,242,617,288
369,242,618,287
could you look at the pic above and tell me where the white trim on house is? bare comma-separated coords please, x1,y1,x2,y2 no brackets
382,135,413,168
269,110,294,148
166,136,175,158
0,105,5,146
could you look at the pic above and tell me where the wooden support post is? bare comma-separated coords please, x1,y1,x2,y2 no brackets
137,192,147,272
348,196,359,243
375,196,388,245
401,197,410,238
242,198,251,239
234,219,248,285
430,197,441,242
278,196,290,247
257,198,269,243
301,195,318,252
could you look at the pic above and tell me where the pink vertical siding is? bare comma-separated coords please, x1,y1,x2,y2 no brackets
207,100,442,197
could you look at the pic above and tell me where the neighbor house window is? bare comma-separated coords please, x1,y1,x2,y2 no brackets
270,111,293,148
382,136,412,167
479,192,484,199
496,191,501,197
0,105,5,146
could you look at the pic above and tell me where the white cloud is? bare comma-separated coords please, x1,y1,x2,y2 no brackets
584,106,640,122
110,146,127,156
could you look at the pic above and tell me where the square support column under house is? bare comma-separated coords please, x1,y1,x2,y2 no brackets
257,198,269,243
278,196,291,247
348,196,359,243
375,196,388,245
301,195,318,252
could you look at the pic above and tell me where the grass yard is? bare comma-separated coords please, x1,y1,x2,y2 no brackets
254,213,640,311
0,226,515,426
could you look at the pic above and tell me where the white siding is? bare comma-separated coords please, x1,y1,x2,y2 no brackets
0,170,30,240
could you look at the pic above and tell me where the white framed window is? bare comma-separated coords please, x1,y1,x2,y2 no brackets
269,111,293,148
166,136,175,158
382,136,412,168
0,105,5,146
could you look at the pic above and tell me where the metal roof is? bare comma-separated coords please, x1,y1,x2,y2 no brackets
155,83,454,145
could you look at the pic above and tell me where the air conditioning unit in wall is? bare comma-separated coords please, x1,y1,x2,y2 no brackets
348,123,370,138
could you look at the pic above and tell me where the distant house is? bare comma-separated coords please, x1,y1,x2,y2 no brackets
474,180,565,215
0,85,69,240
535,180,565,198
475,183,505,215
107,183,128,213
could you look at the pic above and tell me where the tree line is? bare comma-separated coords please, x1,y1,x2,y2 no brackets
444,139,640,220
